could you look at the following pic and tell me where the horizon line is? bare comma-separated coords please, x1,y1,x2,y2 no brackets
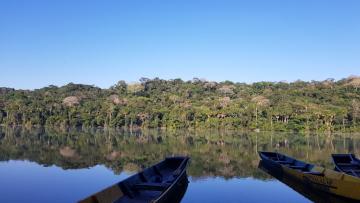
1,75,359,91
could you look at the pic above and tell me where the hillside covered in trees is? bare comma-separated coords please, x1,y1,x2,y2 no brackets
0,77,360,132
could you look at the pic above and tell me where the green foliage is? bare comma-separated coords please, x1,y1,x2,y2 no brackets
0,77,360,132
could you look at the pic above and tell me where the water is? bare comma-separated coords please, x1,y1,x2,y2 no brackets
0,127,359,203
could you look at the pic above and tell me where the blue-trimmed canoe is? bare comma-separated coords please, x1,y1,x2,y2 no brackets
79,156,190,203
259,151,360,200
332,154,360,177
258,160,358,203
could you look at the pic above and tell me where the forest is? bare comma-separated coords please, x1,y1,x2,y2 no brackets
0,76,360,132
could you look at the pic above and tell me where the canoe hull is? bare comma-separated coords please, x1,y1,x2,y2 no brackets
79,156,190,203
259,152,360,200
259,160,358,203
153,171,188,203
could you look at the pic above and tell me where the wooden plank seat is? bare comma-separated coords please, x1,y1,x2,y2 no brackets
270,157,281,161
133,182,171,191
140,170,163,183
289,165,308,170
337,163,359,167
343,169,360,172
344,169,360,177
276,160,294,164
303,171,324,176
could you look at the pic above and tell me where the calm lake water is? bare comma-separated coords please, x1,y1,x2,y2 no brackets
0,127,359,203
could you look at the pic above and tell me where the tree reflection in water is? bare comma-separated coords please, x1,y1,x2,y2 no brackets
0,127,359,180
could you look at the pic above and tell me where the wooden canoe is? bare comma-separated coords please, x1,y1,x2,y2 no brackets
332,154,360,177
79,156,190,203
259,151,360,200
259,160,358,203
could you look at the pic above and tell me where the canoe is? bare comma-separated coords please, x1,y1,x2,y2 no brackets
332,154,360,177
258,160,358,203
259,151,360,200
79,156,190,203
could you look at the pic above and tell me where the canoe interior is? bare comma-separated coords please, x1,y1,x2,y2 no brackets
258,160,358,203
260,152,360,201
79,156,189,203
332,154,360,177
259,152,317,173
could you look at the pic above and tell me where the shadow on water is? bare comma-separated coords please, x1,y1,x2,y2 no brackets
0,127,360,202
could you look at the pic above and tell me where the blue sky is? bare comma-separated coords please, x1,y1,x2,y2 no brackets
0,0,359,89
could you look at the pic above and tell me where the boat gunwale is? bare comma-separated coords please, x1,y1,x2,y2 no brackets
258,151,314,169
152,156,190,203
259,151,360,201
78,156,190,203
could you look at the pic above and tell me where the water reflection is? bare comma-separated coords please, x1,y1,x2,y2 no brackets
1,127,359,177
0,127,360,202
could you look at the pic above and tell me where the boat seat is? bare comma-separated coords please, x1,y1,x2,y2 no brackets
338,163,359,167
277,160,294,165
153,175,163,183
303,171,324,176
133,182,170,191
289,165,307,170
344,169,360,175
344,169,360,172
270,157,280,161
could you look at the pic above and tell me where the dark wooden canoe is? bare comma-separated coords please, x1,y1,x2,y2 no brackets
258,160,358,203
332,154,360,177
259,151,360,200
258,151,321,175
79,156,190,203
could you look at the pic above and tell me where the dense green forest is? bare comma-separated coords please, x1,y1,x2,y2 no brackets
0,77,360,132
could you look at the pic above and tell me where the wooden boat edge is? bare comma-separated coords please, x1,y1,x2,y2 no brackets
152,157,190,203
258,151,360,200
78,156,190,203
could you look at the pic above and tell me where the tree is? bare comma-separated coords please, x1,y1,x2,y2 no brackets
111,80,127,94
0,76,360,131
351,99,360,126
251,96,270,126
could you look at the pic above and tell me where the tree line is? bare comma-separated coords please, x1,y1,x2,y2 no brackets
0,76,360,132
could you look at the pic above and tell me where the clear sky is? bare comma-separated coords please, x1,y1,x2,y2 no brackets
1,0,359,89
